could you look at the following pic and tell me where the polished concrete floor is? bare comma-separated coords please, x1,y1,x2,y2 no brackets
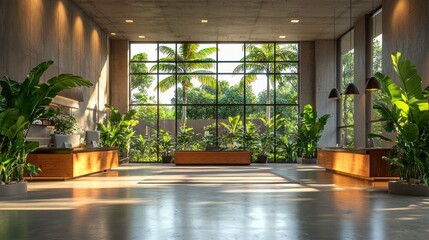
1,164,429,240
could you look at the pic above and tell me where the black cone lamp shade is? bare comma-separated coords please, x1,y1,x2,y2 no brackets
328,88,341,99
344,83,360,95
365,76,381,91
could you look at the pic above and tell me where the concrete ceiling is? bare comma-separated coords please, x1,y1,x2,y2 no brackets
72,0,382,42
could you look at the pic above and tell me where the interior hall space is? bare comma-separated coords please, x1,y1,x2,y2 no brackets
1,0,429,239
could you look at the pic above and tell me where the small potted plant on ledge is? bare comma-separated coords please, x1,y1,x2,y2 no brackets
371,52,429,196
296,104,330,164
49,108,81,148
157,129,174,163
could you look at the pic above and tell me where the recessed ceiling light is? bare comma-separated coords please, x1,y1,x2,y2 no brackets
125,19,134,23
201,19,208,23
138,35,145,39
291,19,300,23
279,35,286,39
110,33,117,36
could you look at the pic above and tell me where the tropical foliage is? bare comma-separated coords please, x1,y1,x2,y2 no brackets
372,52,429,184
0,61,92,183
296,104,330,158
234,44,298,120
98,105,139,158
151,43,217,121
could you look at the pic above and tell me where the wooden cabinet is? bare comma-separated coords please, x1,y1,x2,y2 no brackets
317,148,399,180
27,147,119,180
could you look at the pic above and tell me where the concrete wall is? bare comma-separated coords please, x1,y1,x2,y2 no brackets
109,40,129,114
299,41,315,112
315,40,337,147
0,0,109,136
382,0,429,86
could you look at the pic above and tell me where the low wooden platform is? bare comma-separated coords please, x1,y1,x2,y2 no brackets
27,147,119,180
174,151,252,165
317,148,399,181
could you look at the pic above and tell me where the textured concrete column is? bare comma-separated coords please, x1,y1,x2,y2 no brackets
315,40,337,147
299,41,315,112
353,15,369,148
109,39,129,114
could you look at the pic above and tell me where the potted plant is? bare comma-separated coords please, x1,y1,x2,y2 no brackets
253,115,285,163
371,52,429,196
49,108,81,148
296,104,330,164
157,129,174,163
0,60,92,196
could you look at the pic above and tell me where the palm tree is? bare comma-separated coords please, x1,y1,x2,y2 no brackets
233,44,296,120
151,43,217,122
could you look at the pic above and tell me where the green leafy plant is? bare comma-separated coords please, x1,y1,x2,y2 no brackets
49,108,79,135
278,136,298,163
130,134,157,162
253,115,285,158
176,123,199,150
296,104,330,158
157,129,175,156
0,60,93,184
202,123,218,149
371,52,429,184
97,105,139,158
220,115,244,150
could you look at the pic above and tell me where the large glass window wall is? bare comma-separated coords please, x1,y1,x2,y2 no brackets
129,42,299,162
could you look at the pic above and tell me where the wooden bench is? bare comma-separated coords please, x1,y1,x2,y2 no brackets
174,151,252,165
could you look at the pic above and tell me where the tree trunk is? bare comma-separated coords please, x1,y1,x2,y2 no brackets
342,95,348,146
182,85,187,125
266,73,271,121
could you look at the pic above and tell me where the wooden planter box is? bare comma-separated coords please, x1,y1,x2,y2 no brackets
317,148,399,181
27,147,119,180
174,151,251,165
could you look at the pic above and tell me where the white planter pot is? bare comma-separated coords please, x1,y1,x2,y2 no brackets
54,134,80,148
0,181,27,196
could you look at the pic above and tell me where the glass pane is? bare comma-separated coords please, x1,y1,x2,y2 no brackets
130,62,156,74
179,82,216,105
218,43,244,61
176,43,217,62
130,43,158,61
130,74,157,104
159,43,176,61
218,106,244,150
341,95,354,126
246,106,275,162
277,43,299,61
218,62,242,73
247,75,272,104
340,127,354,147
130,106,158,162
276,74,298,104
275,62,298,73
182,62,216,72
245,43,274,62
218,75,245,104
158,74,176,104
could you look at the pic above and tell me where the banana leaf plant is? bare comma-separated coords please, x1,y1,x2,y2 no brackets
0,60,93,184
370,52,429,184
296,104,330,158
